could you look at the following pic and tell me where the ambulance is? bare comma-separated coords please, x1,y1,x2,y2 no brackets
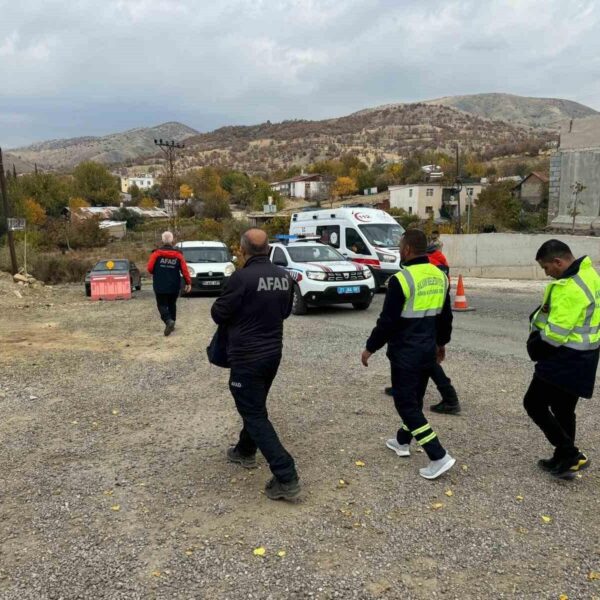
289,207,404,287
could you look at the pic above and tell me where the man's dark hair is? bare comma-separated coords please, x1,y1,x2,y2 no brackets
402,229,427,255
535,239,574,262
241,229,269,256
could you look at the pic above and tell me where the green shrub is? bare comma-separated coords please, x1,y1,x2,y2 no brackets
30,254,94,284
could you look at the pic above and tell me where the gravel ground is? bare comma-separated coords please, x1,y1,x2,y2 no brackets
1,277,599,600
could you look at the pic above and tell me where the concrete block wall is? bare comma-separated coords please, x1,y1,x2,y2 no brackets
441,233,600,280
548,153,561,221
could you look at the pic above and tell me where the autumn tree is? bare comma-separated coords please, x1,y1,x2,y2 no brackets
179,183,194,199
23,198,46,226
139,196,158,209
69,197,90,211
332,176,357,200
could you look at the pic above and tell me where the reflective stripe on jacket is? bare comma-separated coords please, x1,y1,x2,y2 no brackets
531,256,600,351
395,262,448,319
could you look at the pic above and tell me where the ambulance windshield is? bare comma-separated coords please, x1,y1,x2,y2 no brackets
358,224,404,248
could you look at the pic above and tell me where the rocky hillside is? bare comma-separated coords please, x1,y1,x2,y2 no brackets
176,102,553,174
8,122,198,171
424,93,598,129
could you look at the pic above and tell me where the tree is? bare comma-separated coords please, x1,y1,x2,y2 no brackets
471,182,521,231
139,196,158,208
72,161,120,206
8,172,70,217
202,197,232,220
179,183,193,199
387,207,420,229
128,183,141,203
69,197,90,211
23,198,46,226
112,207,144,230
250,179,283,211
332,176,357,200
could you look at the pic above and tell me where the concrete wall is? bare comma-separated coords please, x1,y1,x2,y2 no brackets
441,233,600,279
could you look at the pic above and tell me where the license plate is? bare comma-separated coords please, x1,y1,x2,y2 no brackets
202,281,220,286
337,286,360,294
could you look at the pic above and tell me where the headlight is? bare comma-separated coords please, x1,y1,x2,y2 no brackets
306,271,327,281
362,267,372,278
224,264,235,276
376,251,396,263
188,266,195,277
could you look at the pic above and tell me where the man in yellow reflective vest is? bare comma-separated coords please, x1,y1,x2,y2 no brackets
361,229,455,480
525,239,600,479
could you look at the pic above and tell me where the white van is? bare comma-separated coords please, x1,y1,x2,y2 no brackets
289,207,404,287
175,241,235,294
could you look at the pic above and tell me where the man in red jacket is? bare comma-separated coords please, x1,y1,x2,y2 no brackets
147,231,192,336
385,235,461,414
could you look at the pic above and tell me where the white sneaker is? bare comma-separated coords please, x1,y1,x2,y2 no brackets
386,438,410,457
419,453,456,480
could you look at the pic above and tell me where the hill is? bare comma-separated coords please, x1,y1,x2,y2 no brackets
8,122,198,171
176,102,553,174
424,93,598,128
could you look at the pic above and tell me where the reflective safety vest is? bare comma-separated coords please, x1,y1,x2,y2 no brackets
531,256,600,351
395,262,448,318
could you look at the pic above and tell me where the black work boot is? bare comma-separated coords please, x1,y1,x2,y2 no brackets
384,387,394,397
431,385,461,414
551,452,589,480
537,456,559,472
227,447,257,469
164,320,175,336
265,476,301,500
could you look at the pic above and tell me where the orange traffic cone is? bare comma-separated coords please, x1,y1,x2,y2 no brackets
453,275,475,312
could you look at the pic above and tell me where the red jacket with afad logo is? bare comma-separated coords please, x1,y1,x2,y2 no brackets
147,245,191,294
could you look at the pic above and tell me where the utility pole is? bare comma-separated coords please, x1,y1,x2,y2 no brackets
0,148,19,274
570,181,586,234
154,139,184,232
453,143,463,234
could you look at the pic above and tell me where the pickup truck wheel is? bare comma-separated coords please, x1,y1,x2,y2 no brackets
292,284,308,315
352,301,371,310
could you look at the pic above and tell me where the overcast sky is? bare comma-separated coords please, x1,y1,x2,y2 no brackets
2,0,600,147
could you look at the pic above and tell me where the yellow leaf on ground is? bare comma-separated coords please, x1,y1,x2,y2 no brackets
588,571,600,581
71,421,78,425
558,595,568,600
112,409,119,415
151,570,161,577
541,515,552,523
111,505,120,511
185,550,193,556
445,490,453,497
431,503,444,510
355,461,366,467
103,490,113,496
516,495,524,501
338,479,347,487
253,546,266,557
277,550,286,557
461,465,468,471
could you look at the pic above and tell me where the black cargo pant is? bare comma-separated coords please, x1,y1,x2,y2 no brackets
229,356,297,483
523,376,579,459
430,363,457,402
392,364,446,461
155,292,178,324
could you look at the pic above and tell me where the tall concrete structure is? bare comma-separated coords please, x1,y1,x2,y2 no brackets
549,116,600,230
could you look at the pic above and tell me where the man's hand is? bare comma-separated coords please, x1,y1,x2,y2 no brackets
184,284,192,293
361,349,372,367
436,345,446,364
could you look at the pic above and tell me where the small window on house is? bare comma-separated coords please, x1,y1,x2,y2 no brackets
426,188,434,197
425,206,433,215
409,188,413,197
467,187,474,195
408,206,413,215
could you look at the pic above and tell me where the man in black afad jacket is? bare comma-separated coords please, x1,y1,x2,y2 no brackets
211,229,299,500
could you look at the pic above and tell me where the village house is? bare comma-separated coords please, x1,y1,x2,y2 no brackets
270,174,332,200
120,174,155,194
388,182,484,221
512,172,548,209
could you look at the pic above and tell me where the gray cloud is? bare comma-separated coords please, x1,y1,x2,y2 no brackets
1,0,600,147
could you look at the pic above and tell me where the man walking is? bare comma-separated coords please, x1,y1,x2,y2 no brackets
525,239,600,479
147,231,191,336
362,229,456,480
384,236,461,414
211,228,300,500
